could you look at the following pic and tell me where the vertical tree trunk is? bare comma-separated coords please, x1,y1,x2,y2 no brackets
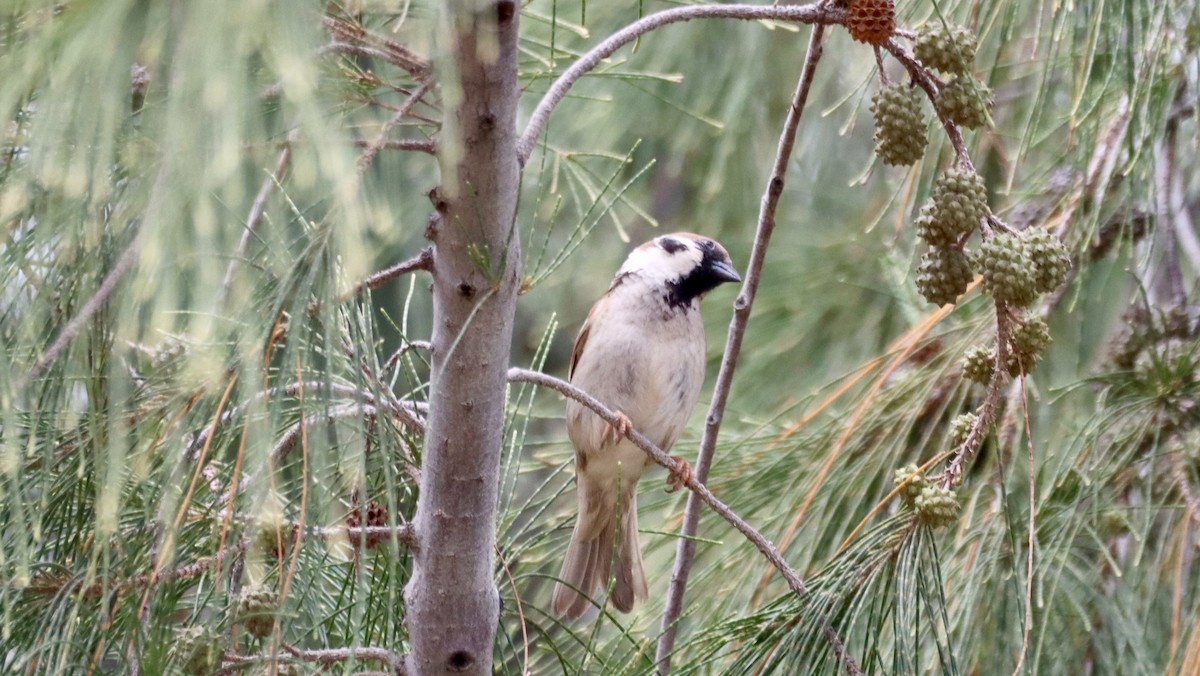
404,2,520,674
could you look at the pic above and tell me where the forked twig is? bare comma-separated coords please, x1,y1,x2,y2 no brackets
655,21,829,673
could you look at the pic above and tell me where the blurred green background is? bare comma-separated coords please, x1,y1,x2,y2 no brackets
2,0,1198,674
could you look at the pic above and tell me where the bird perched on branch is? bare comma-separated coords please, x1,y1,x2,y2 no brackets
552,232,741,619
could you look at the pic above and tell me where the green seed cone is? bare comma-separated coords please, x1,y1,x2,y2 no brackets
976,232,1038,305
936,76,992,129
871,84,928,166
916,246,973,306
915,23,978,75
1027,228,1071,293
962,345,995,384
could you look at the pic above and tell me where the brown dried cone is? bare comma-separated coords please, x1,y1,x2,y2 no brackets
847,0,896,45
347,499,389,549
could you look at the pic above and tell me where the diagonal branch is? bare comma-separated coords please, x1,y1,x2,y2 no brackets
516,2,847,164
345,247,434,299
352,138,438,155
655,21,828,674
357,80,436,176
219,137,295,306
507,367,862,676
322,15,431,80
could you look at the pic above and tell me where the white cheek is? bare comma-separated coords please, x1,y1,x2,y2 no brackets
618,246,702,282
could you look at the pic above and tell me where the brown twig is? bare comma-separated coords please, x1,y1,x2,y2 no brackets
352,138,437,155
357,80,436,176
516,2,847,164
322,15,430,80
1012,374,1037,676
655,21,828,674
282,644,406,675
269,401,424,465
507,367,862,676
347,248,434,299
30,537,250,599
937,303,1012,488
306,248,434,317
383,340,432,375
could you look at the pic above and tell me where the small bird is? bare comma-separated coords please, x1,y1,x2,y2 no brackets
552,232,741,618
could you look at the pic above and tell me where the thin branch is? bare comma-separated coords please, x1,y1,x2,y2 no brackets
507,368,861,676
219,138,295,306
307,248,434,317
282,644,406,675
383,340,432,375
347,248,434,299
311,523,417,547
352,138,438,155
270,400,425,465
322,15,430,80
28,537,250,598
14,225,143,396
656,21,828,674
184,380,389,458
1012,376,1037,676
357,79,436,176
937,303,1013,488
515,2,847,164
318,41,395,63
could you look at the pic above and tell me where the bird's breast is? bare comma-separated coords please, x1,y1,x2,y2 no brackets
568,309,705,454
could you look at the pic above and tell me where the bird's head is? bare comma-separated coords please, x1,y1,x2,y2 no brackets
616,232,741,308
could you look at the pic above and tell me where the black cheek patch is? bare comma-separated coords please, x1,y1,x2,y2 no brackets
658,237,687,254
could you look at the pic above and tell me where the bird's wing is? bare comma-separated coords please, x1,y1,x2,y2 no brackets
569,315,591,380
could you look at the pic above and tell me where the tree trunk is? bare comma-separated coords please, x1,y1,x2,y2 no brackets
404,2,520,674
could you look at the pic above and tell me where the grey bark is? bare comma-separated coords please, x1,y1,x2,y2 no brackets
403,2,521,674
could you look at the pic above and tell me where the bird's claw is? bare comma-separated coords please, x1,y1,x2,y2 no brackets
666,456,693,493
601,410,633,446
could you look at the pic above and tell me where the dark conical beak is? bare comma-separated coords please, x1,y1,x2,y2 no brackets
709,259,742,284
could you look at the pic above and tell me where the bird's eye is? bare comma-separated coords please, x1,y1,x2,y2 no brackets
658,237,687,254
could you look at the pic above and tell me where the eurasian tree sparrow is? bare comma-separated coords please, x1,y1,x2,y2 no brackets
552,233,741,618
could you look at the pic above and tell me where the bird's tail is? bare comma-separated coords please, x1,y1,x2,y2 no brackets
552,488,646,618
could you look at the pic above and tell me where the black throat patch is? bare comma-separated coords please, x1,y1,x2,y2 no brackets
664,241,727,310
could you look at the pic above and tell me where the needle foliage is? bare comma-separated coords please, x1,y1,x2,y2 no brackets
2,0,1198,674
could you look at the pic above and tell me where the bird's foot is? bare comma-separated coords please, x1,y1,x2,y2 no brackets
666,456,693,493
601,410,633,446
